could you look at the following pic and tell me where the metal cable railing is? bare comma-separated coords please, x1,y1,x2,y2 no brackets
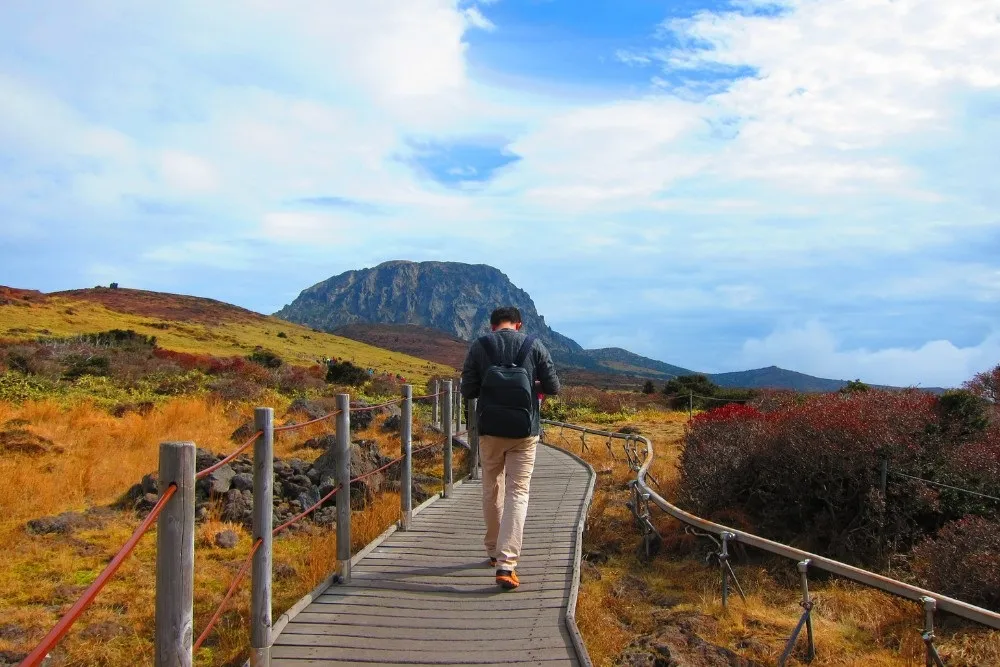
21,378,470,667
541,418,1000,665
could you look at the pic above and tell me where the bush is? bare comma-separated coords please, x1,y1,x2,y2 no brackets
247,349,283,369
937,389,991,442
679,390,945,564
642,380,655,394
326,360,369,386
911,516,1000,612
78,329,156,348
63,354,111,380
368,373,403,398
663,374,753,410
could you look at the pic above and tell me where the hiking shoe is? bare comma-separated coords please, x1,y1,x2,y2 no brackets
496,569,519,590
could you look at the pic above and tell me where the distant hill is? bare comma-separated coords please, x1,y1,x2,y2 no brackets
710,366,849,392
0,286,454,383
332,323,469,369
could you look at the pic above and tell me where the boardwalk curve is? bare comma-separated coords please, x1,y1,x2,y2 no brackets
271,443,595,666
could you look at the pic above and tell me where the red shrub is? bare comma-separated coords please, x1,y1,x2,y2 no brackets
680,390,945,564
911,516,1000,612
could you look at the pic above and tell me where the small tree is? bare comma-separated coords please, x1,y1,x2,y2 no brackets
840,379,870,394
641,380,655,394
109,282,119,289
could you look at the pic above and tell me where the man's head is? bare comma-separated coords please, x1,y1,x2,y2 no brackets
490,306,523,331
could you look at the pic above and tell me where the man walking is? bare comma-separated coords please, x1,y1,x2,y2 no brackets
461,307,560,590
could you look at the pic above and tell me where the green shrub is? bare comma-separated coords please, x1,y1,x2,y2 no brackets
937,389,991,442
325,360,369,386
247,349,283,369
63,355,111,380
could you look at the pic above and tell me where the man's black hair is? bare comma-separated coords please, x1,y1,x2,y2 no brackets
490,307,522,327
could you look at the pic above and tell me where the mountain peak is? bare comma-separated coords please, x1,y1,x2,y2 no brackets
275,261,582,354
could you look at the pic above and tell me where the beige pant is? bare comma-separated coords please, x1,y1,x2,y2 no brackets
480,434,538,570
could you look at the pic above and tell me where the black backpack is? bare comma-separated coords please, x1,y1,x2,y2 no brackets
477,334,537,438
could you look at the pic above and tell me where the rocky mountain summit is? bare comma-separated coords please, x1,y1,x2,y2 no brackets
275,260,582,355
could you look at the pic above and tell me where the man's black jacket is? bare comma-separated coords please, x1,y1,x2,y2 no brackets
460,329,561,437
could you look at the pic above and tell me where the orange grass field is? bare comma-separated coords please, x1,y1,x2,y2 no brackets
0,396,462,666
546,409,1000,667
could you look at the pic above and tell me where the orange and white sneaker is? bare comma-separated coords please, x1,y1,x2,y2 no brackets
496,569,519,590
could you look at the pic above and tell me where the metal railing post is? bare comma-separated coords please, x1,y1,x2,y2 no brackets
335,394,352,583
401,385,413,530
251,408,274,666
443,380,453,497
468,398,479,480
156,441,195,667
922,597,946,667
779,559,817,665
432,380,439,426
720,531,732,608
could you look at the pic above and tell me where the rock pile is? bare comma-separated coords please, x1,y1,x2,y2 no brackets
115,436,439,531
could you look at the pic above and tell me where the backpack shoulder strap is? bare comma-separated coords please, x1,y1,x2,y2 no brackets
478,334,502,366
513,335,536,368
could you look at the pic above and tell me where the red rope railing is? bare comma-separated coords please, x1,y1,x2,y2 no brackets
24,397,461,661
196,432,261,480
274,410,340,433
194,537,264,652
20,485,178,667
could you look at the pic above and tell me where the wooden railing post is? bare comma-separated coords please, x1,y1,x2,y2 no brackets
251,407,274,666
456,378,463,433
335,394,352,583
443,380,453,497
401,385,413,530
432,380,439,426
156,441,195,667
468,398,479,480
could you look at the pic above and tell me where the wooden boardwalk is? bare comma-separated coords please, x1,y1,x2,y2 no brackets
271,443,594,666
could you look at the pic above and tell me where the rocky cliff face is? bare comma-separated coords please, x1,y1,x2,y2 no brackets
274,261,583,354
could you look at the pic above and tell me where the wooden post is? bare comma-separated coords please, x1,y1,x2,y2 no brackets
456,378,463,433
432,380,439,426
401,385,413,530
880,459,889,498
688,391,693,419
156,441,195,667
335,394,352,583
443,380,453,498
251,408,273,666
468,398,479,481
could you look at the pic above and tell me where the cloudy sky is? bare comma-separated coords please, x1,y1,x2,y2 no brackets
1,0,998,387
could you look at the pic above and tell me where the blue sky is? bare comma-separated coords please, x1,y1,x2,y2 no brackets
1,0,998,387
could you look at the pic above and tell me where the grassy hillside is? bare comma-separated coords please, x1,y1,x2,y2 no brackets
0,286,455,383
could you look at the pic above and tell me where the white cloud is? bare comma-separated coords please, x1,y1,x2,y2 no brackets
463,6,496,32
739,321,1000,388
159,151,219,194
143,241,252,270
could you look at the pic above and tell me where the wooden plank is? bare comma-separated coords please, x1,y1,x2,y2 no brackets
284,612,554,630
278,623,569,642
271,645,575,664
312,595,567,612
274,633,571,651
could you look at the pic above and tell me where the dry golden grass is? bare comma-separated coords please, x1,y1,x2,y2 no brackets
546,410,1000,667
0,396,456,665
